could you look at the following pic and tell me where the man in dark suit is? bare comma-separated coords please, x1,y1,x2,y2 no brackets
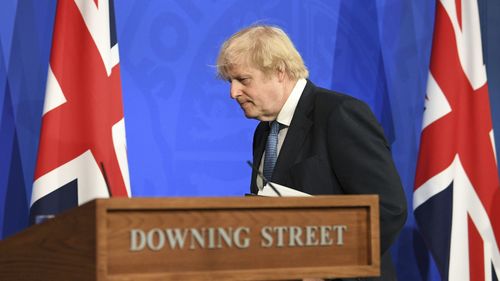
216,24,407,281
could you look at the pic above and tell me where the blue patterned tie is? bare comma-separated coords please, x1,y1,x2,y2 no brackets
263,121,280,182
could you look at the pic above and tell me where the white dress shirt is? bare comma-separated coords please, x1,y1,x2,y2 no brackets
257,78,307,190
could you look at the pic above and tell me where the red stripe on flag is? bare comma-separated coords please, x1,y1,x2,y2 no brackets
414,113,455,188
455,0,462,30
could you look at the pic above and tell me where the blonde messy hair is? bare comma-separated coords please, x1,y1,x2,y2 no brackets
216,25,309,80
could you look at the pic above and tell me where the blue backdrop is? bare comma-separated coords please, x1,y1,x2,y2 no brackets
1,1,500,280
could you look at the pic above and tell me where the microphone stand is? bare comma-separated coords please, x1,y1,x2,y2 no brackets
246,160,282,197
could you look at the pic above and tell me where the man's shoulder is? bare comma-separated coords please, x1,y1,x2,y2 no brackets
306,82,367,113
306,81,360,104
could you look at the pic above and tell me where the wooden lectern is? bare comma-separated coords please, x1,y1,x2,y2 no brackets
0,196,380,280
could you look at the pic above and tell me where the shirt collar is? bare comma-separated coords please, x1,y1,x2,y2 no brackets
275,78,307,127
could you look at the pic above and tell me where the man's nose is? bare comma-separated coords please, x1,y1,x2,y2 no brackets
230,82,240,99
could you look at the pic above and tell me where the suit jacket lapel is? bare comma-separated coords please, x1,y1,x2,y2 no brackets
250,121,268,194
272,81,315,187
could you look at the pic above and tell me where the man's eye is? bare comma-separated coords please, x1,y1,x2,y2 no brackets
228,77,249,84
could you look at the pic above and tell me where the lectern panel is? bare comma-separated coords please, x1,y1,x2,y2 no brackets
107,208,368,274
0,196,379,281
100,196,379,280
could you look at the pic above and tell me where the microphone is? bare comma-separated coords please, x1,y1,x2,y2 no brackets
246,160,282,197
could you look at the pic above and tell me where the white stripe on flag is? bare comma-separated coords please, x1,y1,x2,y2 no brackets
42,65,67,116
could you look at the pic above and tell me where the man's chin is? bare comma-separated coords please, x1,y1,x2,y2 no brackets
242,110,259,120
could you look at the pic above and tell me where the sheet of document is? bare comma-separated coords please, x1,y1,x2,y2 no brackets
257,182,311,197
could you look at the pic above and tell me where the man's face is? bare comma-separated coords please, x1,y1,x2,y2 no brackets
227,64,287,121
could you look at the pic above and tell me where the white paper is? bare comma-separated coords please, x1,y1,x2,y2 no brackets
257,182,311,197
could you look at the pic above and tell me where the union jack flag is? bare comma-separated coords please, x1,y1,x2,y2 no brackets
414,0,500,280
30,0,130,224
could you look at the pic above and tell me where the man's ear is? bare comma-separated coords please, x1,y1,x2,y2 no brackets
276,68,286,82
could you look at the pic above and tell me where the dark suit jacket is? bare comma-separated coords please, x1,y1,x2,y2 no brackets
250,80,407,281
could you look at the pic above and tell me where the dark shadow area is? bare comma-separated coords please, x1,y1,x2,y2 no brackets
0,0,56,239
414,183,454,280
392,225,434,281
0,43,28,239
479,0,500,176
